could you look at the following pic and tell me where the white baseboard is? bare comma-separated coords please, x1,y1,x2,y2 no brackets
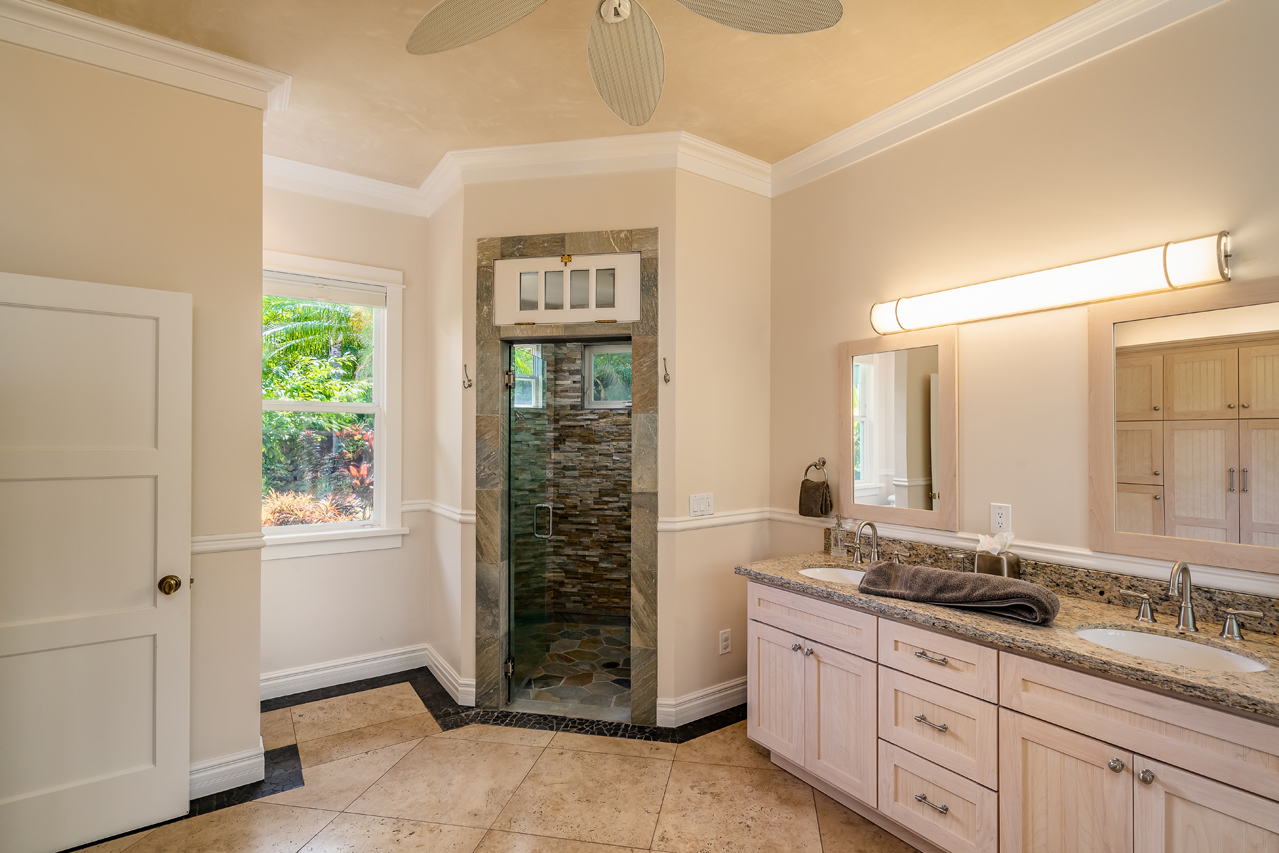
656,676,747,728
422,642,476,707
259,642,476,707
189,741,264,799
260,644,432,700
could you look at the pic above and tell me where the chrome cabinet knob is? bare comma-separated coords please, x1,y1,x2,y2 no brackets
1108,758,1126,773
803,647,814,656
790,643,802,652
1229,403,1236,409
1138,769,1155,785
1153,405,1160,411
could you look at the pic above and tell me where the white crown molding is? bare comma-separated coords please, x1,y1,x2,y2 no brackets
190,742,264,799
0,0,290,111
263,131,772,219
191,531,265,555
656,676,747,728
767,507,1279,598
771,0,1227,195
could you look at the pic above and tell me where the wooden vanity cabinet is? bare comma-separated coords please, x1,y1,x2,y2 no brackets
1163,346,1239,420
1115,484,1164,535
1115,354,1163,421
1241,419,1279,547
1134,758,1279,852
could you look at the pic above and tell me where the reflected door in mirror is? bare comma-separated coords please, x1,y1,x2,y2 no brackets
852,346,938,512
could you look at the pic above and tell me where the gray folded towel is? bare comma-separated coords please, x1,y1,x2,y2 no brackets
859,562,1060,624
799,478,833,517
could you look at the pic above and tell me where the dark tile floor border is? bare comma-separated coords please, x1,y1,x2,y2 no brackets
65,665,743,851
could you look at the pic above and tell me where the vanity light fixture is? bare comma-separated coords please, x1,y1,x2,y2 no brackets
870,232,1231,334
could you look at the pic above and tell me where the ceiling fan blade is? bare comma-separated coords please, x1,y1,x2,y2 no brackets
672,0,842,34
587,0,665,126
406,0,548,54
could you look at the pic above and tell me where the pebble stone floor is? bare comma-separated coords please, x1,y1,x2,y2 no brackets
76,680,919,853
514,622,631,709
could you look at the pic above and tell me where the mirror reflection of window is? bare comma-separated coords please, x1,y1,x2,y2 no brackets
1112,303,1279,546
851,346,938,511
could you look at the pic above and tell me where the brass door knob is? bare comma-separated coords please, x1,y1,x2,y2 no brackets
158,575,182,595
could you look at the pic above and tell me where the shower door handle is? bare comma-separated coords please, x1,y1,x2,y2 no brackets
533,503,553,539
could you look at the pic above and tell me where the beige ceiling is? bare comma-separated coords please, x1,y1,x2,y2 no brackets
54,0,1093,187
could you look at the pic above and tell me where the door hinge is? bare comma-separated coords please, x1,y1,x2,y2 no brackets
504,370,515,389
504,658,514,678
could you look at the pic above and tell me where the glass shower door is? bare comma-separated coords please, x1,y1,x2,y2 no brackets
508,344,550,702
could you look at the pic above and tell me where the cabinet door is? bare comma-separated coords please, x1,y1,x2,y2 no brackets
1240,343,1279,418
1163,419,1239,542
802,640,877,806
1134,757,1279,853
1163,346,1239,419
746,619,805,764
1116,484,1165,535
1000,710,1133,853
1116,422,1163,484
1116,354,1164,421
1241,419,1279,547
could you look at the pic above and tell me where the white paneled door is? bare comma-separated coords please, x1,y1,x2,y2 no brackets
0,273,192,853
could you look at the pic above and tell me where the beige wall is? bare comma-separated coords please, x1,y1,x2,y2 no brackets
771,0,1279,555
0,42,264,762
260,188,433,676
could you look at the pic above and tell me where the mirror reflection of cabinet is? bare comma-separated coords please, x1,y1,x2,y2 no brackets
1114,333,1279,546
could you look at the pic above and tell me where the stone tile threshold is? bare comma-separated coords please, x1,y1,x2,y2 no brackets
64,665,754,853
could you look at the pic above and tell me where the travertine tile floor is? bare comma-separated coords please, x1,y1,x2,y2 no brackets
84,684,918,853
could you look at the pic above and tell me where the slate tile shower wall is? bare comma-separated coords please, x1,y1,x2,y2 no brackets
476,228,659,725
543,343,632,618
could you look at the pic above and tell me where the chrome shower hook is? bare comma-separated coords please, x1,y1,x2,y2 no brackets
662,357,671,384
462,364,474,389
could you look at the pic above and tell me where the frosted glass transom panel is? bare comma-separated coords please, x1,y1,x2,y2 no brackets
0,305,157,449
544,270,564,310
494,252,641,324
519,272,539,311
570,270,590,309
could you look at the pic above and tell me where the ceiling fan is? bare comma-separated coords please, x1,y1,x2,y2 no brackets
406,0,843,126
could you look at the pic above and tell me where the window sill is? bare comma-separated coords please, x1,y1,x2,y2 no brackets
262,526,410,561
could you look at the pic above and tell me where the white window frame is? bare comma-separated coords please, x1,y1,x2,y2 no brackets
852,359,882,501
493,252,641,325
260,251,406,560
512,343,545,410
584,343,632,410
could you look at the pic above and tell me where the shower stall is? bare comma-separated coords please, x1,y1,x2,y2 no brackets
507,340,634,721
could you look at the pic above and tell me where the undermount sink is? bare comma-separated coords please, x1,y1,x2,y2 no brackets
799,566,866,585
1074,628,1268,673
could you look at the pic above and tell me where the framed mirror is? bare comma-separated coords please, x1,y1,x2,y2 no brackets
838,326,958,531
1088,276,1279,575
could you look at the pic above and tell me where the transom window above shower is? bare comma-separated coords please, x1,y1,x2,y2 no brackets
494,252,641,324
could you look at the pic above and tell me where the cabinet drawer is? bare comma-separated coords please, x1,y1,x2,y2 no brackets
1001,653,1279,802
748,581,877,659
877,740,997,853
879,620,998,702
878,668,998,789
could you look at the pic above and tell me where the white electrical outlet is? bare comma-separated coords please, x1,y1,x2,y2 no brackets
991,503,1012,534
690,493,714,517
718,629,731,655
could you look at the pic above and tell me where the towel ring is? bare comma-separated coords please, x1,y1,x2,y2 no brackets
805,458,828,483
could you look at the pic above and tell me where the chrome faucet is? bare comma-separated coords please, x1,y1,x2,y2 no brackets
1168,561,1198,633
853,520,881,564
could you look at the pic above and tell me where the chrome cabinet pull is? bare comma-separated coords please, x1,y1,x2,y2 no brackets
1108,758,1126,773
1242,468,1249,492
1229,468,1236,493
1138,769,1155,785
790,642,803,652
914,649,949,666
533,503,554,538
913,713,948,733
914,793,949,815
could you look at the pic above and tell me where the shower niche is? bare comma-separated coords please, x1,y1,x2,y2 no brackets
508,341,634,721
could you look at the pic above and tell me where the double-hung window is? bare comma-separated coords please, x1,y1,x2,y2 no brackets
261,253,404,558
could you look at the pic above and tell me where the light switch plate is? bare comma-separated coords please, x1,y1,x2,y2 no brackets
690,493,714,517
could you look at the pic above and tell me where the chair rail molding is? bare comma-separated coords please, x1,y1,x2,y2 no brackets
0,0,290,110
191,532,266,555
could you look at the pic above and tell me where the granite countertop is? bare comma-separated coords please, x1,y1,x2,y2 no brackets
736,552,1279,723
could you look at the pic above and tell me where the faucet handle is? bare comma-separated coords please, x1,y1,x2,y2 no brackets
1219,609,1264,641
1119,590,1157,624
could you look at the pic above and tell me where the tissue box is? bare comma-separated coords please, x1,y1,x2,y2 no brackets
974,551,1020,579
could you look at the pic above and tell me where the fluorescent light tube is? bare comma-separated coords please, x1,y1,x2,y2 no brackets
870,232,1230,334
